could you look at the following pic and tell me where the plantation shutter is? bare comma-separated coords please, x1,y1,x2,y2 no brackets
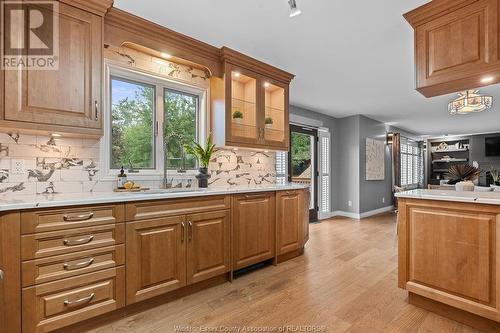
318,130,331,219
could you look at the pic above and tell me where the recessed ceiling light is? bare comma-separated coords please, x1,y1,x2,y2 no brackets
160,52,172,59
481,76,494,83
288,0,302,17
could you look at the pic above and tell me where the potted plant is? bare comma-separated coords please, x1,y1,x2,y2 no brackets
490,167,500,188
446,164,481,191
183,135,216,188
264,116,273,129
232,110,243,124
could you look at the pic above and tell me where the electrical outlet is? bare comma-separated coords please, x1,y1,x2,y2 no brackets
382,197,385,203
11,160,26,175
348,200,352,207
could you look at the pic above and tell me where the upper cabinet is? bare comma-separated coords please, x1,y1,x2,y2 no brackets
405,0,500,97
1,0,112,137
212,47,294,151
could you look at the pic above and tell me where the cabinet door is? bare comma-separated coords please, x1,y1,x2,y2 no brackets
4,2,102,129
232,193,276,270
411,0,500,96
226,65,261,146
263,79,289,150
186,210,230,284
126,216,186,304
0,213,21,333
277,191,301,255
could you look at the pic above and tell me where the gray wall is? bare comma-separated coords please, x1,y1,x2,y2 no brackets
289,107,416,216
358,116,393,213
470,133,500,185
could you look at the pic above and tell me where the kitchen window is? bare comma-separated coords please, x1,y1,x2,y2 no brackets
400,138,423,188
102,64,207,180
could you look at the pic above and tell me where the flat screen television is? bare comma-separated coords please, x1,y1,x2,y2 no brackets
485,137,500,156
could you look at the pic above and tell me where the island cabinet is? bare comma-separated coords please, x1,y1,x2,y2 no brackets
211,47,294,151
276,190,302,255
125,196,231,304
404,0,500,97
1,0,112,137
232,192,276,270
398,198,500,330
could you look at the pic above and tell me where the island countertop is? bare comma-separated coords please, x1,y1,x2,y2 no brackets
395,189,500,205
0,183,309,212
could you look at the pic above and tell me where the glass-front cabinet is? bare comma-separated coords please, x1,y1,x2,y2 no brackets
211,48,294,151
263,80,288,147
228,69,259,144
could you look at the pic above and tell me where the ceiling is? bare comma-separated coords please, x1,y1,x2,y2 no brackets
114,0,500,136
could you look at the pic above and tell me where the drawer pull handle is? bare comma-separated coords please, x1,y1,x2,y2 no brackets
181,222,185,242
63,235,94,246
63,257,95,271
244,194,267,199
63,212,94,222
64,293,95,307
188,221,193,241
0,269,3,281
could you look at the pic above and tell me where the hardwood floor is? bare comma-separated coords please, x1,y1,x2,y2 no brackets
80,213,482,333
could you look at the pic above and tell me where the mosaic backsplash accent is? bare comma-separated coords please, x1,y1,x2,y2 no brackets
0,132,276,196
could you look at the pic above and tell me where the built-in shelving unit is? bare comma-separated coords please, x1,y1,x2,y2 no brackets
427,137,470,185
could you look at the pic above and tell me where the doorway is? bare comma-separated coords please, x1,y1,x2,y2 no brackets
288,124,318,221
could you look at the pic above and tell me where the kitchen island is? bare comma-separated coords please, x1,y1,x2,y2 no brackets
396,189,500,332
0,185,309,333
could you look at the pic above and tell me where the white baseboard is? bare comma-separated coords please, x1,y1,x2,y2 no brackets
328,205,395,220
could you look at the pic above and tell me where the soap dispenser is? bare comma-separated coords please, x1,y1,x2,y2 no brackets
118,166,127,188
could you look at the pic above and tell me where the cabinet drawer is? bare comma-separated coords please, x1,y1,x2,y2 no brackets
21,204,125,234
22,245,125,287
21,224,125,260
126,195,230,221
22,267,125,333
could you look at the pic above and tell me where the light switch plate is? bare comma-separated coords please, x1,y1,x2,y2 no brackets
11,160,26,175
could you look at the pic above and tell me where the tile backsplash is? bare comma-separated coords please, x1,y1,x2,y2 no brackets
0,132,276,196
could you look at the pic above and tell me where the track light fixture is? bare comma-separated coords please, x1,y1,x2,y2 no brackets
288,0,302,18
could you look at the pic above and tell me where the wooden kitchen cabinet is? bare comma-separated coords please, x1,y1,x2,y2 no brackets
126,216,186,304
276,191,301,255
405,0,500,97
1,0,112,137
211,48,293,151
0,213,21,333
232,192,276,270
186,210,230,284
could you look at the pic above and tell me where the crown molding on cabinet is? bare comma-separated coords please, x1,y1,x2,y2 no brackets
60,0,113,16
104,8,223,77
404,0,477,28
221,47,295,84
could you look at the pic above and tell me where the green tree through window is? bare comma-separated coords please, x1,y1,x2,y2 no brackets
111,78,155,169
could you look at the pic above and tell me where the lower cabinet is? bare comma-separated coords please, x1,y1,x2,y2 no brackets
232,192,276,270
302,189,310,246
126,210,231,304
187,211,230,284
277,191,302,255
126,216,187,304
22,267,125,333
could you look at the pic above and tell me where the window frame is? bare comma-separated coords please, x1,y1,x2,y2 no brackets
400,138,423,189
101,62,208,181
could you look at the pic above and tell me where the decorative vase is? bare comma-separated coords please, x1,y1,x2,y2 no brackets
265,123,272,129
233,118,242,124
455,181,475,192
196,167,211,188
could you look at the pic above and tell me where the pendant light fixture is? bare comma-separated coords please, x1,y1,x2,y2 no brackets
448,90,493,115
288,0,302,18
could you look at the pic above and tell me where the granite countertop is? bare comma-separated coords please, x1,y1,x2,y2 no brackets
395,189,500,205
0,183,309,212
